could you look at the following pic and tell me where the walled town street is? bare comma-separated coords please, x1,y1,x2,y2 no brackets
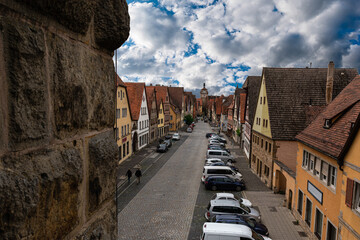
116,121,309,239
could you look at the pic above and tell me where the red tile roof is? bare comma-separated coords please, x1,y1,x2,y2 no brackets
124,82,146,121
145,86,156,117
296,75,360,159
239,92,247,124
168,87,184,110
116,75,126,87
215,96,224,115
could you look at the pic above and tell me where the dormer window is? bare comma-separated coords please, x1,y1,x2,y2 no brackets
324,119,331,129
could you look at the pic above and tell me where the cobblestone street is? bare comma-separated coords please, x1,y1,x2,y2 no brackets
117,121,309,239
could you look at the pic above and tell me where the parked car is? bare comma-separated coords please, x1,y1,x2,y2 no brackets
172,133,180,141
205,158,224,165
202,166,242,182
209,162,239,172
206,149,235,162
187,127,193,133
156,143,168,153
210,193,252,208
206,133,215,138
205,199,261,222
204,175,245,191
165,134,172,139
209,140,225,147
208,145,231,153
210,135,227,144
164,139,172,148
212,214,269,236
201,223,272,240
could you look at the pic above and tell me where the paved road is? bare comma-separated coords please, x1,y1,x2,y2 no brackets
117,123,208,239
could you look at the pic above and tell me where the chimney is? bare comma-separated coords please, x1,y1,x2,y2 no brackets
150,83,152,86
326,61,335,105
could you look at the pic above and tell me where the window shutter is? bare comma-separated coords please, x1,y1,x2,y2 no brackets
346,178,354,207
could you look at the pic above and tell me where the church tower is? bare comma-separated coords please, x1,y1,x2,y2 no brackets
200,83,208,114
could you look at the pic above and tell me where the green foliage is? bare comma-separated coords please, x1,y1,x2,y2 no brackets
236,128,241,136
184,114,194,125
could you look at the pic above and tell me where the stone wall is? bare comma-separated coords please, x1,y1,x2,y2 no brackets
0,0,129,239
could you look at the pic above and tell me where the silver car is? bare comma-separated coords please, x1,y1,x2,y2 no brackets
205,199,261,222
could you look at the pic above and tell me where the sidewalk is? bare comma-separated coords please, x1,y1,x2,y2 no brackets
219,129,309,239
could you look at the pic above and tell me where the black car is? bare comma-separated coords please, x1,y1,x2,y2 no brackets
206,133,215,138
212,214,269,236
164,139,172,148
156,143,168,153
204,175,245,191
165,134,172,139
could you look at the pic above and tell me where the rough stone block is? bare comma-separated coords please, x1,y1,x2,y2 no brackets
88,130,118,214
2,18,49,150
94,0,130,51
0,147,83,239
48,34,115,139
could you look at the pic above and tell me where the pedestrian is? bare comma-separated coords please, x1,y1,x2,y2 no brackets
126,169,132,184
135,168,142,185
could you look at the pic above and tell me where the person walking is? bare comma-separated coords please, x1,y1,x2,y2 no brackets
135,168,142,185
126,169,132,184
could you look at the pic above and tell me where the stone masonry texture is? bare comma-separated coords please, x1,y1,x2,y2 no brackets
0,0,129,239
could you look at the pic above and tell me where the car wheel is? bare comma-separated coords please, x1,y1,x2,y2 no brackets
211,185,217,191
235,186,241,191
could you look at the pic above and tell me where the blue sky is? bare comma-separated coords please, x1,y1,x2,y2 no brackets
115,0,360,97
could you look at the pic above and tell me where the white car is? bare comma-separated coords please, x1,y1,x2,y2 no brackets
211,193,252,208
209,139,225,147
187,127,193,133
205,158,223,165
172,133,180,141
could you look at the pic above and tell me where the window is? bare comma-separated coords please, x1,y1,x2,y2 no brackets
127,142,129,155
122,108,127,117
320,161,328,183
314,208,323,239
268,143,272,153
302,151,309,168
121,126,124,137
314,157,321,177
264,165,269,177
120,90,123,100
329,165,337,188
123,143,126,157
265,141,268,151
170,115,173,120
116,109,120,119
309,154,315,172
260,97,262,104
119,146,122,160
326,221,337,240
261,139,263,148
305,198,312,226
297,190,303,215
263,119,265,127
264,96,266,105
266,119,268,128
355,182,360,212
127,124,129,134
118,91,120,98
161,119,163,124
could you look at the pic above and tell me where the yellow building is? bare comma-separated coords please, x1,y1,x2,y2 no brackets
158,101,165,137
169,103,178,132
295,75,360,240
339,119,360,240
115,76,132,164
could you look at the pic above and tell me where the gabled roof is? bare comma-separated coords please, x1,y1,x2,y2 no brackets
239,91,247,124
264,67,358,140
146,85,169,110
222,95,233,115
168,86,184,110
145,86,157,117
243,76,261,125
215,96,224,115
124,82,146,121
116,75,126,87
296,75,360,161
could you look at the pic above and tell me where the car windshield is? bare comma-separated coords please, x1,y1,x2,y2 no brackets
246,218,255,228
251,229,264,240
240,203,250,212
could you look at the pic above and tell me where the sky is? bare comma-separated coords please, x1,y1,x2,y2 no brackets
114,0,360,97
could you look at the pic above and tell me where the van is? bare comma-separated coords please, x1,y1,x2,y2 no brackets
206,150,235,162
201,166,242,182
201,223,271,240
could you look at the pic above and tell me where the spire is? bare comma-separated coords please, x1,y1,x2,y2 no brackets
203,83,205,88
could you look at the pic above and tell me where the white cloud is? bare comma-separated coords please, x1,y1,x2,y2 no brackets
116,0,360,97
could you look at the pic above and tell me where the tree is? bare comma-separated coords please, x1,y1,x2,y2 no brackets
184,114,194,125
